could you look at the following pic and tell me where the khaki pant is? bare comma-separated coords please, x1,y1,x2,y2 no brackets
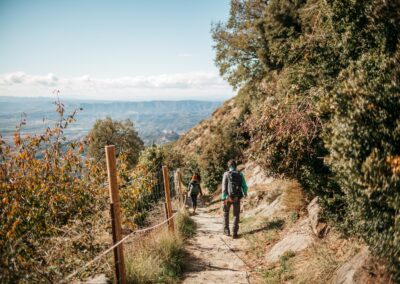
223,198,240,235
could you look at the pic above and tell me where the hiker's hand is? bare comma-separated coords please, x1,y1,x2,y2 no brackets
222,199,227,206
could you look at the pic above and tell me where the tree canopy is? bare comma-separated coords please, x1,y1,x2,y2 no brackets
87,117,144,167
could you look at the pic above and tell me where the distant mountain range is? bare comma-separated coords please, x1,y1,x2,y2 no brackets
0,96,222,144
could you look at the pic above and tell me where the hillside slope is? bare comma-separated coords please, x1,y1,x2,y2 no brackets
180,155,392,283
175,98,240,154
173,0,400,280
173,93,392,283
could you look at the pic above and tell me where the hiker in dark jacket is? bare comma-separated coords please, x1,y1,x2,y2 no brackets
221,160,248,239
187,173,203,214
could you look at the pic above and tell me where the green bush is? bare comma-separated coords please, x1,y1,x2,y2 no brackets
119,145,166,226
197,127,239,193
213,0,400,280
163,143,184,171
325,53,400,279
87,117,144,168
180,156,201,185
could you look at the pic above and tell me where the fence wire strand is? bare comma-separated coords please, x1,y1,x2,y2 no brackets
61,169,179,283
60,211,179,283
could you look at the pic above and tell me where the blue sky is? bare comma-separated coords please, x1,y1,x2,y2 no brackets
0,0,233,101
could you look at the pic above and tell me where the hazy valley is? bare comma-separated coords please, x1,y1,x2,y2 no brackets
0,96,221,145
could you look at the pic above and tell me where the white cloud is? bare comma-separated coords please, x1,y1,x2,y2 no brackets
1,72,59,86
0,71,234,101
0,71,227,89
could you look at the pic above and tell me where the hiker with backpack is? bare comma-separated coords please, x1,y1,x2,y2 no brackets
222,160,248,239
187,173,203,214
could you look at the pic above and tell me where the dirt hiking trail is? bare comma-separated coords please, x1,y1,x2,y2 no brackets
182,206,250,284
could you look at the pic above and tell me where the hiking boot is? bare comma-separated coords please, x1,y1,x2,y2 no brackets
232,233,239,239
224,229,230,236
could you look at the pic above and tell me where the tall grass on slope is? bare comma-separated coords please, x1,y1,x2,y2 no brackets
125,230,184,284
175,210,197,239
293,237,360,284
281,180,306,213
125,210,195,284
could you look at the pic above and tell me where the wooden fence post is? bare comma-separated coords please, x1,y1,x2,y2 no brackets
164,202,169,220
162,165,175,233
177,169,185,206
105,145,126,284
174,170,180,204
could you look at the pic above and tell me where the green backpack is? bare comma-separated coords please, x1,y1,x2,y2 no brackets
189,180,200,195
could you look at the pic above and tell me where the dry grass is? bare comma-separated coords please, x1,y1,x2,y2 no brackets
241,215,285,272
291,233,361,284
125,229,184,284
281,180,306,213
255,233,361,284
175,209,197,239
261,250,297,284
174,99,239,154
125,210,194,284
238,179,364,284
42,210,113,281
245,229,281,260
242,179,285,212
253,184,282,203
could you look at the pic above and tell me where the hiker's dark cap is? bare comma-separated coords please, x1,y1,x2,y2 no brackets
228,159,237,168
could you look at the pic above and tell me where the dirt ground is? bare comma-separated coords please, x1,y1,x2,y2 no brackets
182,202,251,284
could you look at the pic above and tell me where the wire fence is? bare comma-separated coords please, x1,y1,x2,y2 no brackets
60,167,182,283
61,212,179,283
127,169,178,221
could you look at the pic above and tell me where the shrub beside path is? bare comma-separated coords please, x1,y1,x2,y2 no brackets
182,207,250,284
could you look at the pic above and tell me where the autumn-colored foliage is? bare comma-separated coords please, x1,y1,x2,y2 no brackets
0,99,170,282
0,100,109,282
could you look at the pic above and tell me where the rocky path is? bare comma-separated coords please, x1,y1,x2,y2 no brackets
182,207,250,284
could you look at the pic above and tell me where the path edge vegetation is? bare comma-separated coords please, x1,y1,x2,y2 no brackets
1,0,400,282
0,101,194,282
172,0,400,281
125,209,196,284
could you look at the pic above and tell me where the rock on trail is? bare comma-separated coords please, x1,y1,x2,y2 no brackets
182,207,250,284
